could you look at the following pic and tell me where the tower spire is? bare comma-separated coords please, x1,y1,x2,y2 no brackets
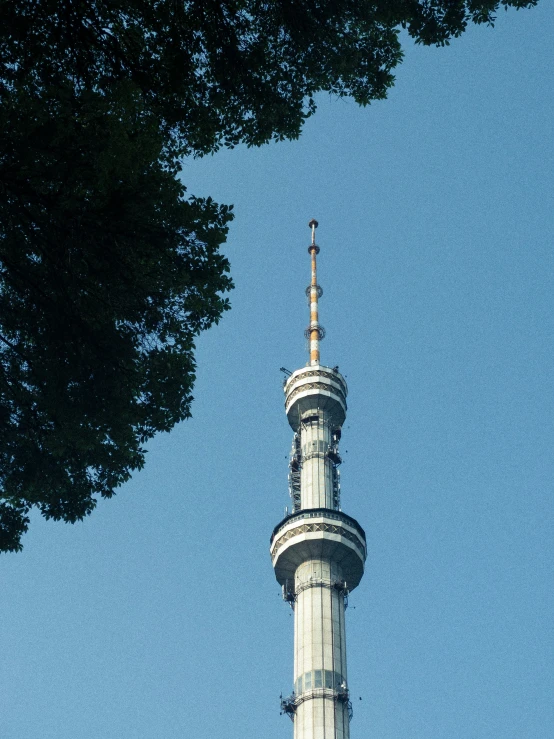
307,218,324,366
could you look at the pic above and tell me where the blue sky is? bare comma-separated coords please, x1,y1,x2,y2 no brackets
2,4,553,738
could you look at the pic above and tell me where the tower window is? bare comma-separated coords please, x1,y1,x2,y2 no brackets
314,670,323,688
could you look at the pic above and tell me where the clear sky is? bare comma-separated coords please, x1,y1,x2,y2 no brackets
2,5,553,739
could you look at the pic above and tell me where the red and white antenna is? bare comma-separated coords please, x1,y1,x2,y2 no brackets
306,219,325,366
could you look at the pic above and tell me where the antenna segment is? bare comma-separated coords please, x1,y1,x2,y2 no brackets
306,219,325,366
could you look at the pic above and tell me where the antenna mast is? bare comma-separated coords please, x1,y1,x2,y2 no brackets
306,219,324,366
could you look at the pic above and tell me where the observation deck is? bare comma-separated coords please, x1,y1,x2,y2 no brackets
284,365,347,431
270,508,366,591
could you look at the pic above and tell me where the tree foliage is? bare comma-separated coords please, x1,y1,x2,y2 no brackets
1,1,536,154
0,85,232,551
0,1,538,551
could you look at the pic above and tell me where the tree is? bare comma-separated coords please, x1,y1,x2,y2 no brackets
0,1,538,551
2,1,537,154
0,84,232,551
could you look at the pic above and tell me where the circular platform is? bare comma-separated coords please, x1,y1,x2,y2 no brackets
284,365,348,430
270,508,366,591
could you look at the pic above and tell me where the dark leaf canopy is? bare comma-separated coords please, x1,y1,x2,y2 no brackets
0,1,537,154
0,0,538,551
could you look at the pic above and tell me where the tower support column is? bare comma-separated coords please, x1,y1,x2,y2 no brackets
299,416,334,509
293,557,349,739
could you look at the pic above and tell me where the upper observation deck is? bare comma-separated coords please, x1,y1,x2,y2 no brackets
284,365,348,431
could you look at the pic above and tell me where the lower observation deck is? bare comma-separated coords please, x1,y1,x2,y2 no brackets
270,508,366,591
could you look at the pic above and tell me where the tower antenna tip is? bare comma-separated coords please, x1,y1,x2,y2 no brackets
308,219,319,250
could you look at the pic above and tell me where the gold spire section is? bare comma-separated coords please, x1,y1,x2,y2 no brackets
307,219,321,366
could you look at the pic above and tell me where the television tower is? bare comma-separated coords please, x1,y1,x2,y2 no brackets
271,220,366,739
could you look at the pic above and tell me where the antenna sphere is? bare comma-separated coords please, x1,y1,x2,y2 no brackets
308,219,319,229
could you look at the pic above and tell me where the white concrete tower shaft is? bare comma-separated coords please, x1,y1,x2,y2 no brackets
271,221,366,739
